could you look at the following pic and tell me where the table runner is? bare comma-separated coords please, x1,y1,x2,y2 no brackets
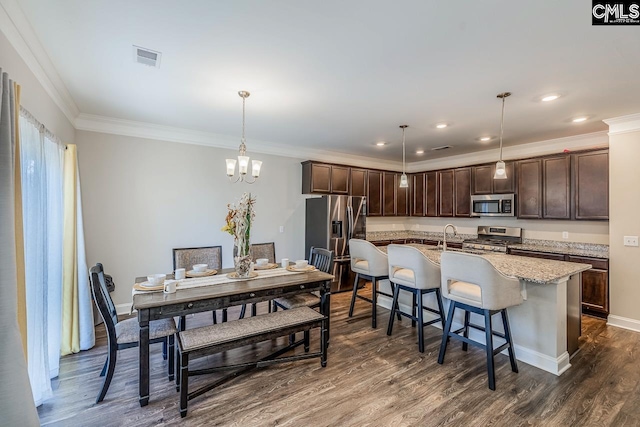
132,267,306,296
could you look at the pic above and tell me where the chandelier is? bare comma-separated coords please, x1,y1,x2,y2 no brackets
226,91,262,183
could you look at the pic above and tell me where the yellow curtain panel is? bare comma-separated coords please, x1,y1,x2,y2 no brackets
61,144,80,355
13,82,28,357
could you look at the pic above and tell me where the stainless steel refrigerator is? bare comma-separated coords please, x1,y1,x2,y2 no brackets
305,196,366,293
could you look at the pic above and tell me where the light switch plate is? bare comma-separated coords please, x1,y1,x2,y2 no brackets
624,236,639,247
562,231,569,239
279,226,284,233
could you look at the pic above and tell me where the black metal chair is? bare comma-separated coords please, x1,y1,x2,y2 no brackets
273,247,334,344
90,263,176,403
172,246,232,324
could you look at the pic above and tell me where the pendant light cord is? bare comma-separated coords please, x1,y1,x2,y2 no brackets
499,94,506,161
402,126,406,175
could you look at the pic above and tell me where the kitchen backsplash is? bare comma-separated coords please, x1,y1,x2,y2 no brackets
367,216,609,245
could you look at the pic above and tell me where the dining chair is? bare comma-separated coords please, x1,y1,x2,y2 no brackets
172,246,231,324
248,242,276,316
272,247,334,345
438,251,523,390
90,263,176,403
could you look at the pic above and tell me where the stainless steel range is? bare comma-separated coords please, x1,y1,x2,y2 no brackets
462,226,522,253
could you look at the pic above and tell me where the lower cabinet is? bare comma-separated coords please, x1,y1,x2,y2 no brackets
509,249,609,318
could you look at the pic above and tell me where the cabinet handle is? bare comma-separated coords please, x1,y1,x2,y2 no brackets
187,303,193,309
300,285,305,289
250,293,255,297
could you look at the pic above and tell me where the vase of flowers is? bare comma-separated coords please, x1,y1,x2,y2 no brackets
222,192,256,277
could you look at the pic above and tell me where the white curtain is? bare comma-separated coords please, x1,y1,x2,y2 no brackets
19,109,64,405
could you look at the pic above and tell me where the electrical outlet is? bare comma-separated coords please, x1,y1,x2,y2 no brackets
624,236,639,247
562,231,569,239
279,226,285,233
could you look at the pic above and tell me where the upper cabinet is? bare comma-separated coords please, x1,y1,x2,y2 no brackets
425,171,439,217
517,159,543,219
573,150,609,220
367,170,383,217
472,162,515,195
350,168,367,197
383,172,397,216
301,148,608,221
543,156,571,219
302,161,350,194
438,170,454,217
396,174,409,217
411,173,425,217
454,167,471,217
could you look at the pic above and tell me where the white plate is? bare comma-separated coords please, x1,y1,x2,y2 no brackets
140,281,161,288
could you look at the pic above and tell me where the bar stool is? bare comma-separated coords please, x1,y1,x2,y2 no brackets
348,239,400,328
385,245,446,353
437,251,523,390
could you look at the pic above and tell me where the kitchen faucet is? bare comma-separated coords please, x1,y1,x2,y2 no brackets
443,223,458,251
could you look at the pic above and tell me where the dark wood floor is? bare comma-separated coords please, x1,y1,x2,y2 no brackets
38,287,640,426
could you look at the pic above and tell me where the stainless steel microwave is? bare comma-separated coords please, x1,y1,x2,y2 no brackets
470,194,515,217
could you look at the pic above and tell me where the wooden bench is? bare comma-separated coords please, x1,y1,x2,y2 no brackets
177,306,327,417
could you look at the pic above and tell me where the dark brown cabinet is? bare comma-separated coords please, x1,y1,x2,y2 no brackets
568,255,609,317
411,173,425,216
383,172,397,216
472,162,515,195
397,175,409,217
509,249,610,318
517,159,543,219
543,156,571,219
302,162,350,194
350,168,367,197
454,168,471,217
438,170,454,217
425,171,438,217
367,170,383,217
573,150,609,220
302,162,331,193
331,165,350,194
302,147,607,221
472,165,494,194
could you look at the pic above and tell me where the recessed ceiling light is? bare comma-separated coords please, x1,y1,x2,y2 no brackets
376,141,386,146
480,136,491,142
415,149,424,154
572,117,587,123
541,94,560,102
436,123,448,129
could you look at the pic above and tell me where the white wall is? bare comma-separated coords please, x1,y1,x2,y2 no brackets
75,130,307,311
0,30,75,143
607,119,640,328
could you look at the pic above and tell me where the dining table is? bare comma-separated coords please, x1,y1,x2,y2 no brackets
132,267,334,407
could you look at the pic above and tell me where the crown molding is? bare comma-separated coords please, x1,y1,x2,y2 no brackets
604,113,640,135
75,113,403,170
407,131,609,172
0,0,79,125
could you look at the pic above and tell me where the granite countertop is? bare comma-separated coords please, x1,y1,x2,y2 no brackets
380,244,592,285
367,231,609,259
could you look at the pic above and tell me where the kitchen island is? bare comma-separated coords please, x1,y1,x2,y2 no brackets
378,244,592,376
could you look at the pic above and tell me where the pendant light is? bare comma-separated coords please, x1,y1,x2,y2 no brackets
399,125,409,188
226,91,262,183
493,92,511,180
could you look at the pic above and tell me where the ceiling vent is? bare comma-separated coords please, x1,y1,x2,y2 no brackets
133,45,161,68
431,145,453,151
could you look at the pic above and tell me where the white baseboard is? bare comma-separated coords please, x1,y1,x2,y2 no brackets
377,295,571,376
116,303,134,316
607,314,640,333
